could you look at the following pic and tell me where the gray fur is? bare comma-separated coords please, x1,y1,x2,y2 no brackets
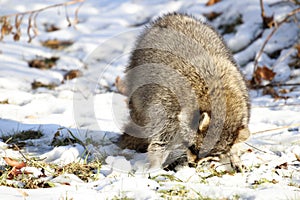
118,13,250,170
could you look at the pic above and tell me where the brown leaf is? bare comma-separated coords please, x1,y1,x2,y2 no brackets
253,66,276,84
2,23,13,35
3,157,26,169
41,39,73,50
263,15,275,28
64,69,82,80
275,162,288,170
279,88,289,94
61,182,71,186
206,0,221,6
0,17,13,41
247,149,253,153
31,81,58,90
263,87,279,98
7,166,32,179
28,57,59,70
271,179,279,184
203,12,222,21
44,23,60,32
262,86,289,100
13,32,21,41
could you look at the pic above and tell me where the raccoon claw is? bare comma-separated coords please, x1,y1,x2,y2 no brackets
229,152,246,173
228,142,249,172
231,162,246,173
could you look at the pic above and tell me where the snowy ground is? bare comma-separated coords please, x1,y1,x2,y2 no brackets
0,0,300,199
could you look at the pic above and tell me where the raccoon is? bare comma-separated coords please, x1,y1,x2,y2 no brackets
118,13,250,171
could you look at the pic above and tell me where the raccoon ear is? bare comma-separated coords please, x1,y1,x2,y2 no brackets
199,112,210,132
234,127,251,143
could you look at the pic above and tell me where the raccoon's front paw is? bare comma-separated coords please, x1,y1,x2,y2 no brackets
229,155,246,173
229,144,246,173
148,143,169,170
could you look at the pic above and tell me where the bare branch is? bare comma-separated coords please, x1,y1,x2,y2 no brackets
74,1,84,24
251,82,300,89
253,7,300,72
0,0,85,42
33,12,39,37
251,122,300,135
260,0,265,20
0,0,85,18
27,13,33,42
65,5,72,27
252,103,300,109
13,14,23,41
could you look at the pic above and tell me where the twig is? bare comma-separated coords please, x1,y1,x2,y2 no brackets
32,12,39,36
74,0,84,24
13,144,29,162
244,142,268,153
252,103,300,108
251,122,300,135
63,128,89,154
0,0,85,42
260,0,266,21
0,0,85,18
253,7,300,72
12,144,54,174
251,82,300,89
273,47,297,66
65,5,72,27
27,13,33,42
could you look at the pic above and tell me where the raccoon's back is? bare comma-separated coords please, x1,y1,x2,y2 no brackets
123,13,250,158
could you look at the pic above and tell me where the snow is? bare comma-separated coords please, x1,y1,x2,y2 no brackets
0,0,300,199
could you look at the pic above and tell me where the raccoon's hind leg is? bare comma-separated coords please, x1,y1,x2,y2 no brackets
117,133,149,153
117,120,149,153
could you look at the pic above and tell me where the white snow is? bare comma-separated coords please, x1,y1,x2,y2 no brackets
0,0,300,199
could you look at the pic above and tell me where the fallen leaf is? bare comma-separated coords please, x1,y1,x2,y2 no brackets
203,12,222,21
262,86,289,100
43,23,60,32
64,69,82,80
271,179,279,184
275,162,288,170
41,39,73,50
253,66,276,84
61,182,71,186
279,88,289,94
262,15,275,28
262,87,279,98
206,0,221,6
3,157,26,169
247,149,253,153
13,31,21,41
31,81,58,90
28,57,59,70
